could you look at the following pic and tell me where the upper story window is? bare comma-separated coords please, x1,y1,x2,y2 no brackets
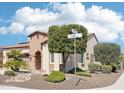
51,53,54,63
37,34,39,39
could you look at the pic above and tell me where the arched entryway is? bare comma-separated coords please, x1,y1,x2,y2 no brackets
35,51,41,70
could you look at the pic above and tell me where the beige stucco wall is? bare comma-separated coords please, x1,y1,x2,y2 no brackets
42,43,50,73
28,33,48,70
49,52,61,71
81,36,98,70
64,35,98,72
3,50,9,64
54,53,60,71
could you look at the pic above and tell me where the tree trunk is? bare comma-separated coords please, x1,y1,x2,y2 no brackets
62,52,70,73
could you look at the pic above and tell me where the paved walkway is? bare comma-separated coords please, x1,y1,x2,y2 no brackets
0,85,27,90
96,71,124,90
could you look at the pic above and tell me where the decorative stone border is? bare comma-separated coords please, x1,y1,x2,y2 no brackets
6,74,31,82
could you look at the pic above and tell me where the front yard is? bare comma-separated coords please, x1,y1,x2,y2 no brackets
0,70,123,90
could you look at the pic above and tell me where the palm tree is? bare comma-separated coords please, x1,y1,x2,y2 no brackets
6,49,22,60
5,49,25,72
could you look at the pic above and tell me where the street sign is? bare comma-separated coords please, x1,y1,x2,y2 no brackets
68,29,82,76
71,29,78,34
68,33,82,39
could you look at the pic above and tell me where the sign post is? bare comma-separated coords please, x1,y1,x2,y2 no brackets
68,29,82,75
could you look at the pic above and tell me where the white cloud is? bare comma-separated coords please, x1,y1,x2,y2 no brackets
8,22,25,34
1,2,124,42
0,27,7,34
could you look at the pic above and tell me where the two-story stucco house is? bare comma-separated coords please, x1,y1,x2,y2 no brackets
2,31,98,74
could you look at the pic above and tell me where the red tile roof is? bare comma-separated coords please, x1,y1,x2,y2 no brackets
28,31,48,37
2,31,98,50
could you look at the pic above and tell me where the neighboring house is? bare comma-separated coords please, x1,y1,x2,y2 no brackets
0,46,3,67
2,31,98,74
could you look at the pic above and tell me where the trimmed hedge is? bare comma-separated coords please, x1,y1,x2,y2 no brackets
44,71,65,83
88,63,100,73
101,65,112,74
4,70,15,76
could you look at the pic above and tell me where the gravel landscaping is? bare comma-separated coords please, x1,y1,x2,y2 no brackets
0,70,123,90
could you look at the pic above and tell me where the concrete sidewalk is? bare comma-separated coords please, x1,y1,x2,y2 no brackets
0,85,27,90
96,72,124,90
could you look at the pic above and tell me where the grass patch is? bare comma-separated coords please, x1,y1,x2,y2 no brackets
68,67,92,77
44,71,65,83
76,71,91,77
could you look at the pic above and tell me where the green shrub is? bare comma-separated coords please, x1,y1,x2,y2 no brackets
76,71,91,77
101,65,112,74
116,63,121,70
4,70,15,76
68,67,84,74
88,63,100,73
94,43,120,65
44,71,65,83
4,60,26,72
111,64,117,72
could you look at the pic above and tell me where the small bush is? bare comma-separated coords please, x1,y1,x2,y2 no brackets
101,65,112,74
4,70,15,76
68,67,84,74
116,63,121,70
110,64,117,72
44,71,65,83
4,60,26,72
76,71,91,77
88,63,100,73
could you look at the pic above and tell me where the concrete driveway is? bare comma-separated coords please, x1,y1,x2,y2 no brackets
96,71,124,90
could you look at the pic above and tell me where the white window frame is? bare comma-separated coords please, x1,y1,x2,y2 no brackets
60,53,64,64
50,53,54,64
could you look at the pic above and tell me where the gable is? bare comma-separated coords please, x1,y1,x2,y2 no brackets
88,33,99,43
28,31,47,37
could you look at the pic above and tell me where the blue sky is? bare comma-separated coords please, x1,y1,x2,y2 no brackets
0,2,124,53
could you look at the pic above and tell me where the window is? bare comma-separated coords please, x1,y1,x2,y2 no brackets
61,53,64,64
37,34,39,39
81,53,83,63
51,53,54,63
